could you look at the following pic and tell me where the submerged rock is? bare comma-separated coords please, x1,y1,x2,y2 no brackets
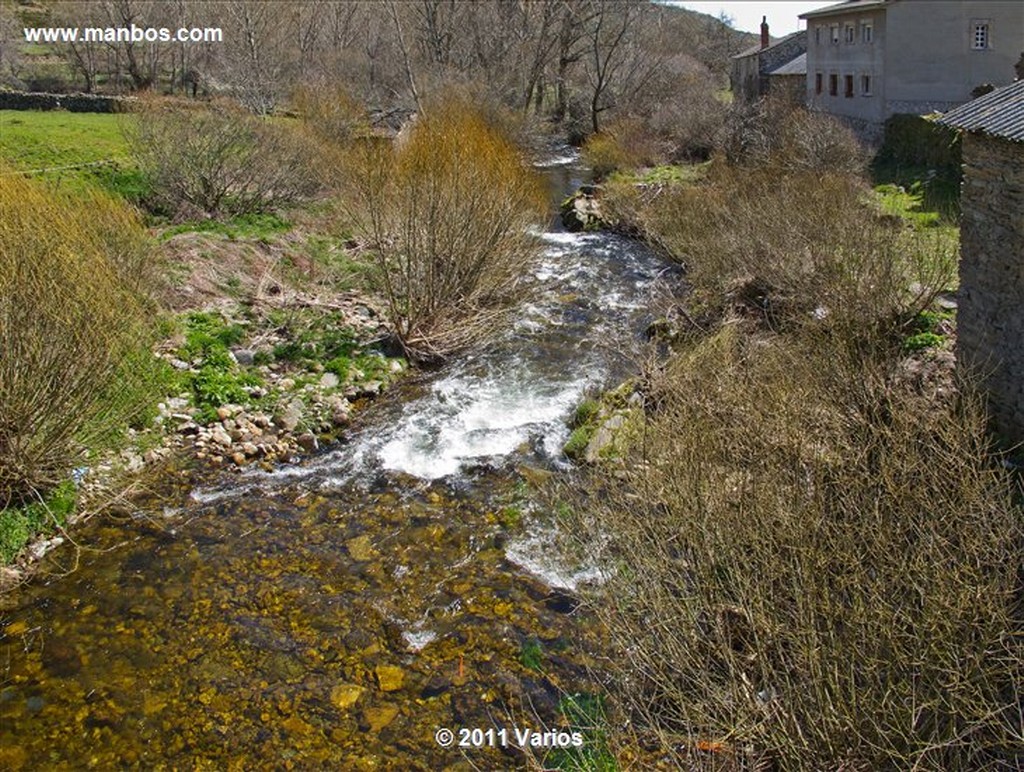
374,665,404,692
330,683,365,711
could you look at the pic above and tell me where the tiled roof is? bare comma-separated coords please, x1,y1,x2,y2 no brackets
936,80,1024,142
799,0,888,21
769,53,807,76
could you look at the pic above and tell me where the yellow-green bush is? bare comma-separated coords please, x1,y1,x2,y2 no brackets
582,117,670,179
343,98,547,361
0,172,156,508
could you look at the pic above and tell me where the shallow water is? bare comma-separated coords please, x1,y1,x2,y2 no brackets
0,154,677,770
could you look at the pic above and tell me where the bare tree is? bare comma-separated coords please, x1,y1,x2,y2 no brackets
0,2,24,88
584,0,640,133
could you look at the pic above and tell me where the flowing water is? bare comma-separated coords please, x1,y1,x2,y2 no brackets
0,156,677,770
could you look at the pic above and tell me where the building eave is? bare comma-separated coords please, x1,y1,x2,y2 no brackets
799,0,888,22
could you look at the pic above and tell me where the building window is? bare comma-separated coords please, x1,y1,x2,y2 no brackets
830,23,839,44
861,74,872,95
845,24,855,43
861,21,873,43
972,22,989,49
844,74,854,97
829,73,838,96
815,26,821,45
815,72,823,94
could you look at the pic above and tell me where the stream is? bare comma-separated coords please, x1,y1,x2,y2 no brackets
0,156,678,770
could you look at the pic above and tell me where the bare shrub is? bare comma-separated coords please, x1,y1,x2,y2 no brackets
0,173,156,507
723,96,866,175
341,98,547,362
620,164,954,339
127,97,319,218
564,327,1023,769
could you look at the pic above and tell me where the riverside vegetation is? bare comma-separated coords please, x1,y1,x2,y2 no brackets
1,36,1021,771
554,111,1022,769
2,94,544,576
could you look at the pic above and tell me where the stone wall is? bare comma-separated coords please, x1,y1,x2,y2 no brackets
731,32,807,104
956,132,1024,444
0,91,130,113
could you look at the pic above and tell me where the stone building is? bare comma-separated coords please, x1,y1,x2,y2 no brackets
730,17,807,103
936,80,1024,444
801,0,1023,129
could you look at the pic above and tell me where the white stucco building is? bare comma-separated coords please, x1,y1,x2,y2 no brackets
800,0,1024,126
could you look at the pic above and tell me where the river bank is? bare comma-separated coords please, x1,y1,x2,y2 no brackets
0,153,685,769
0,211,408,590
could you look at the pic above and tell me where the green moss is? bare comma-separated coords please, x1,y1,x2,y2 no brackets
563,425,595,460
498,506,523,530
519,637,543,671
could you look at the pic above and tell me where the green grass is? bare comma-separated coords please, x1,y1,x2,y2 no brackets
608,162,708,186
0,481,77,565
159,213,293,242
871,159,960,224
0,110,143,199
545,692,617,771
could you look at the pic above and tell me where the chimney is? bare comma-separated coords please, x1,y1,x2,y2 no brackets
761,16,770,49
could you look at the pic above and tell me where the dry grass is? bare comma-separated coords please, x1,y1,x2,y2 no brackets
341,97,547,362
0,171,156,507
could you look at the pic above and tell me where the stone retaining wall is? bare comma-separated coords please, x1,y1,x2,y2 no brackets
956,131,1024,444
0,91,130,113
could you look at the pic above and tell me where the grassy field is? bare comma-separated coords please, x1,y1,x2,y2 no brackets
0,109,146,198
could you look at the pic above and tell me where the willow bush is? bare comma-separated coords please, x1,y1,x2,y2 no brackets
343,99,547,362
0,173,156,508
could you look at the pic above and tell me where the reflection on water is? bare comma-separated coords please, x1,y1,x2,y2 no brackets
0,153,678,769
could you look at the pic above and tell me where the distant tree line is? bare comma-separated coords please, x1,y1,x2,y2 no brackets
0,0,752,135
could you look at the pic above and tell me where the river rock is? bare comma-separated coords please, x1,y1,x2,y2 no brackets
346,535,377,562
210,427,233,448
361,704,399,732
320,372,340,389
296,433,318,453
561,188,606,232
374,665,404,692
231,348,255,366
584,413,626,463
330,683,365,711
358,381,383,399
273,401,303,433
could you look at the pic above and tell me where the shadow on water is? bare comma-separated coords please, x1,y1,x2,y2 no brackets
0,149,680,769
